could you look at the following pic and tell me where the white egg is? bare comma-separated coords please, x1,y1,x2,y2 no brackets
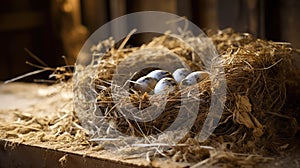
146,70,173,81
181,71,210,86
172,68,191,83
154,77,177,94
133,76,157,93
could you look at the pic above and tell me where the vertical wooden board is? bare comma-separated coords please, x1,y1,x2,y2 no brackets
279,0,300,48
125,0,177,45
245,0,266,38
191,0,218,30
176,0,192,20
110,0,127,19
247,0,258,36
109,0,128,43
81,0,108,33
264,0,299,48
217,0,250,32
257,0,265,38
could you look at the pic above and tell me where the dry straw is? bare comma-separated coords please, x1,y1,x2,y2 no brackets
73,27,299,165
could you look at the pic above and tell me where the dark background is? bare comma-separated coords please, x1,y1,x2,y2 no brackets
0,0,299,81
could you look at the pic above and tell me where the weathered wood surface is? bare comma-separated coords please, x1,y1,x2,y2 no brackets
0,82,299,168
0,82,186,168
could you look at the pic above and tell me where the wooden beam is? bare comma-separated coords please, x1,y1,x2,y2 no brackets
0,140,144,168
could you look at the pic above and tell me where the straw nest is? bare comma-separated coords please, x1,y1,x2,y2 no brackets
75,28,299,163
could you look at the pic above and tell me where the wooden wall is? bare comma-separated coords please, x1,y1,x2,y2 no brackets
0,0,64,81
0,0,299,81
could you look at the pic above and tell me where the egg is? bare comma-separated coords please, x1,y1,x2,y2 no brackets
146,70,173,81
133,76,157,93
172,68,191,83
154,77,177,94
181,71,210,86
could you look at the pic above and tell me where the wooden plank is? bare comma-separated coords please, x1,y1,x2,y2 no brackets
109,0,128,42
109,0,127,19
247,0,258,36
217,0,265,37
191,0,218,30
279,0,300,48
176,0,192,20
217,0,250,32
0,82,146,167
81,0,108,33
246,0,266,38
0,81,299,167
0,82,184,168
0,140,144,168
124,0,177,45
0,82,159,167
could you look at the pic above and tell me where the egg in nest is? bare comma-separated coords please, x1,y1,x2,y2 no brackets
133,76,157,94
154,77,177,94
181,71,210,86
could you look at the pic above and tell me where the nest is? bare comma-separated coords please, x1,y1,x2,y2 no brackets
74,28,299,164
